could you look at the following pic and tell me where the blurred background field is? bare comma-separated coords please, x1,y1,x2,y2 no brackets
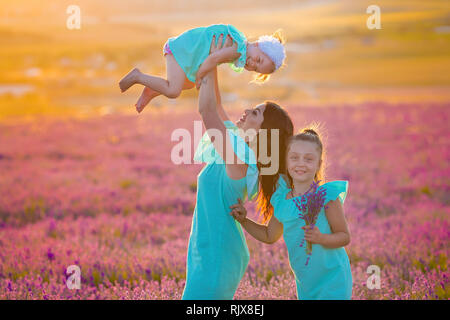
0,0,449,119
0,103,448,299
0,0,449,300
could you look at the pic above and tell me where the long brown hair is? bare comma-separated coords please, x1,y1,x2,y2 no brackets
285,123,327,190
254,101,294,223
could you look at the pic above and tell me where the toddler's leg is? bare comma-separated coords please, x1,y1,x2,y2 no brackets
119,55,189,97
135,76,194,113
135,87,160,113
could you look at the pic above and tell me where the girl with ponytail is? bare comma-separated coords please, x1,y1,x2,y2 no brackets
230,125,353,300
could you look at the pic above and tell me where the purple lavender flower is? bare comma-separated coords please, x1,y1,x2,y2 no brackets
292,180,327,265
47,248,55,261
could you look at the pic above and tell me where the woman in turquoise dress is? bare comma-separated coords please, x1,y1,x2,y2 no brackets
118,23,286,113
181,39,293,300
230,128,353,299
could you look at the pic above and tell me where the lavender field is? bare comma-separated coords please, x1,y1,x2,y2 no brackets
0,102,448,299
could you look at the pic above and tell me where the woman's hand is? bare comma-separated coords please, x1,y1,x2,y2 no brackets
195,34,236,89
302,225,324,244
229,198,247,224
210,33,234,54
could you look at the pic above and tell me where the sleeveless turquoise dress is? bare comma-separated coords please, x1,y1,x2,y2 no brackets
270,174,353,300
181,120,259,300
167,24,248,82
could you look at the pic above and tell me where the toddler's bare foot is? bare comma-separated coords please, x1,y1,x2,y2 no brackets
119,68,141,92
135,87,160,113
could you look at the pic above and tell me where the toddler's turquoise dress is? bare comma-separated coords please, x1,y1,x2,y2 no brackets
270,174,353,300
167,24,248,82
182,120,259,300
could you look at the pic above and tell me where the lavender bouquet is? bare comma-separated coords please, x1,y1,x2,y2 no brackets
292,180,327,265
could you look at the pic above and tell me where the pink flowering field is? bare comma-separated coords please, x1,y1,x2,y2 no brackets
0,102,448,300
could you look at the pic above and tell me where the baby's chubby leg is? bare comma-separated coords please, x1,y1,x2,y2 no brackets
135,87,160,113
119,55,190,98
136,76,194,113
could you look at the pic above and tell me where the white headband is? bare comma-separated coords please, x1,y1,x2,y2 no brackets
257,35,286,71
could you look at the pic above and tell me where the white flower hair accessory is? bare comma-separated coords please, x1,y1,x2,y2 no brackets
257,35,286,71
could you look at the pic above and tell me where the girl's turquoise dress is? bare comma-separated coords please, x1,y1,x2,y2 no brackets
270,174,353,300
182,120,259,300
167,24,247,83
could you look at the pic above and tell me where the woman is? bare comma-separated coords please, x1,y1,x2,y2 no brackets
182,36,294,299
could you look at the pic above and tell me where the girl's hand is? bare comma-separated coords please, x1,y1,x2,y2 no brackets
302,225,324,244
229,198,247,223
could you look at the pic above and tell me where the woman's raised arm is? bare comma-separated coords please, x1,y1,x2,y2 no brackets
212,67,230,122
198,70,246,179
195,34,239,89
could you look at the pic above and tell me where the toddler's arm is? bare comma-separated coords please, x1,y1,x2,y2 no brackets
230,198,283,244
